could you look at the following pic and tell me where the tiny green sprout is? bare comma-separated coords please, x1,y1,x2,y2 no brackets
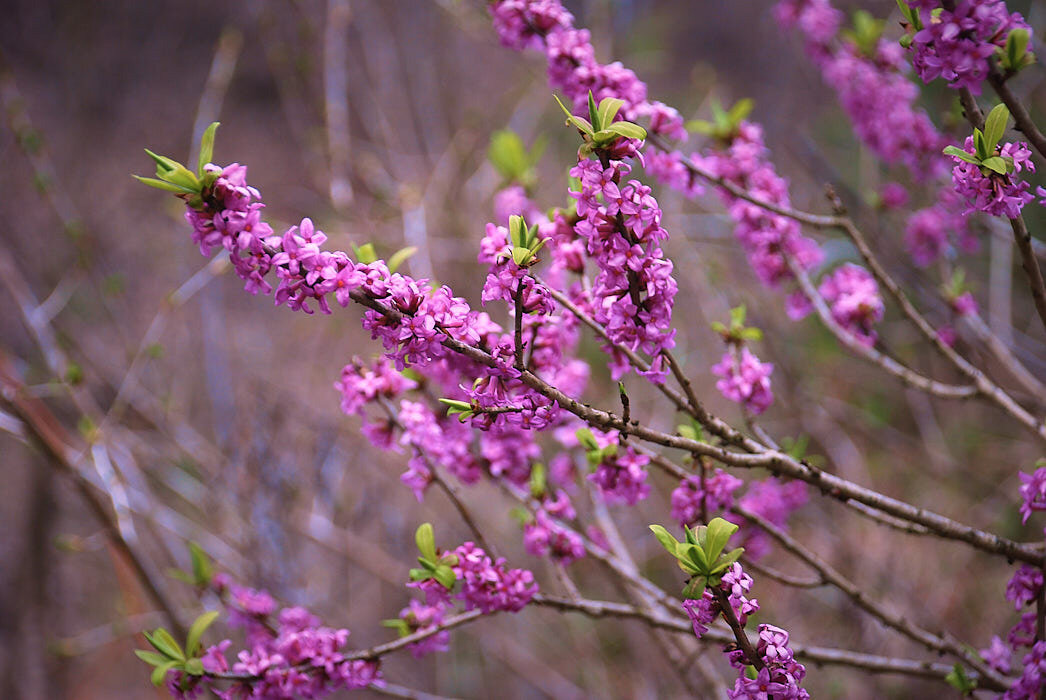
135,123,220,197
553,91,647,156
388,246,418,274
507,214,549,268
998,28,1034,74
686,98,754,141
841,10,884,56
575,427,617,468
711,305,763,344
439,397,475,422
945,663,977,695
409,523,459,591
489,130,547,188
943,104,1015,176
352,242,378,264
529,461,548,498
649,518,745,597
135,611,219,687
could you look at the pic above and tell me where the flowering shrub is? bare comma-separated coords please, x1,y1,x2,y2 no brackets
7,0,1046,697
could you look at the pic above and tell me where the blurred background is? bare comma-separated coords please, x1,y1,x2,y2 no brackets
2,0,1045,697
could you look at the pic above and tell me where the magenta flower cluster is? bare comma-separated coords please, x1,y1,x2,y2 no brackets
816,263,886,347
949,136,1036,218
909,0,1032,94
164,575,381,699
670,469,744,527
583,428,651,505
681,563,809,698
451,541,539,614
778,0,946,178
904,187,977,266
569,150,678,383
711,348,775,416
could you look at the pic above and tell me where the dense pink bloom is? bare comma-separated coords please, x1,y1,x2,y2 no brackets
587,442,651,505
671,469,744,526
818,263,884,347
453,542,538,613
682,592,717,638
399,599,450,658
712,348,774,415
981,635,1013,675
523,511,586,565
1018,465,1046,523
949,137,1036,218
911,0,1032,94
1006,565,1043,611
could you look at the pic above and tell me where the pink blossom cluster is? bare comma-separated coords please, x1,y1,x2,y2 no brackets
452,541,539,614
397,599,450,659
670,469,744,527
164,576,381,699
949,137,1036,218
731,625,808,700
711,348,775,416
815,263,886,347
1018,463,1046,523
982,564,1046,697
904,187,977,266
489,0,685,139
583,428,651,505
778,0,947,178
568,151,678,383
909,0,1032,94
522,489,585,564
681,565,808,698
695,123,824,290
738,479,809,560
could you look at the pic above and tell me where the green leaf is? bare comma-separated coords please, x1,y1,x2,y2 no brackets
529,462,547,498
709,547,745,574
600,121,647,140
973,129,988,160
597,97,625,130
684,543,710,573
132,175,197,194
417,556,438,572
145,628,184,661
134,650,171,667
488,130,528,181
552,93,594,136
388,246,417,274
587,91,600,131
144,149,179,173
704,517,740,564
685,119,716,136
415,523,437,562
511,246,533,267
945,663,977,694
981,156,1008,175
151,660,179,687
189,541,213,586
729,305,747,328
186,610,220,656
575,428,600,451
184,658,205,676
982,103,1010,153
381,618,410,636
649,524,680,556
352,243,377,264
942,145,980,165
727,98,754,124
408,567,429,581
739,327,763,341
433,565,457,590
198,122,219,177
682,576,707,600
